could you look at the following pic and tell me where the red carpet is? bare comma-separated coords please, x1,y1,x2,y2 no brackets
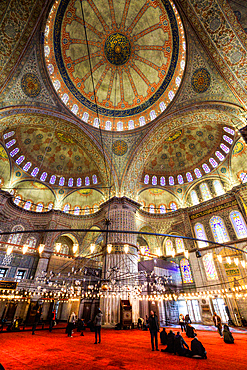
0,328,247,370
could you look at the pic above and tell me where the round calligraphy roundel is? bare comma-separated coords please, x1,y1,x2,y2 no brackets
44,0,186,131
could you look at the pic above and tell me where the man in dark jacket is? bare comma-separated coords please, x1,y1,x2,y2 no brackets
148,310,159,351
94,308,103,344
161,330,175,353
191,336,207,358
174,332,191,357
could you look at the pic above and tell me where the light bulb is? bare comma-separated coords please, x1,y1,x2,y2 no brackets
7,246,13,255
22,244,28,254
38,244,45,254
107,244,112,253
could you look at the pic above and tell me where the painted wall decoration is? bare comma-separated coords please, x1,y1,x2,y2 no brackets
191,68,211,93
112,140,128,156
21,73,41,98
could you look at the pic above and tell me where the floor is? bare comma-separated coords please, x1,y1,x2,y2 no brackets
0,327,247,370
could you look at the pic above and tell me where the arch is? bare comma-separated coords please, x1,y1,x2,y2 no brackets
169,202,177,211
175,238,185,253
165,239,174,256
148,204,155,213
7,225,24,246
180,258,193,283
200,182,212,201
194,223,209,249
230,211,247,239
210,216,230,243
203,253,218,281
35,202,44,212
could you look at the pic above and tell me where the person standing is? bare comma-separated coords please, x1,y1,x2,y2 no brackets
94,308,103,344
148,310,159,351
49,309,56,332
212,312,223,337
32,309,41,335
184,314,191,333
179,314,185,332
67,311,76,337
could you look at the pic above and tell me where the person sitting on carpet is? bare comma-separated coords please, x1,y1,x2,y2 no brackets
174,332,191,357
191,335,207,359
186,323,196,338
161,330,175,353
223,324,234,344
160,328,168,345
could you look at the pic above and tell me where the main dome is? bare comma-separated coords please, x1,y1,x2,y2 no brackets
44,0,186,131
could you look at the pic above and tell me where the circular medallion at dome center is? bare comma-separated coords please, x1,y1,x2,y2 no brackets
104,33,131,66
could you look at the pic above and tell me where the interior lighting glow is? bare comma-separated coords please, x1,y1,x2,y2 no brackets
7,246,13,255
234,258,239,265
140,246,145,255
217,255,222,263
241,260,246,268
38,244,45,254
124,244,129,253
90,243,95,253
55,243,61,253
107,244,112,253
22,244,28,254
73,244,78,253
184,250,189,259
226,257,231,264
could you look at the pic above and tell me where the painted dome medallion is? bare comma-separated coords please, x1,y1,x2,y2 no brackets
44,0,186,131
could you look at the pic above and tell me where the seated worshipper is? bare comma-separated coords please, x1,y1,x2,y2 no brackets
186,323,196,338
174,332,191,357
191,335,207,359
223,324,234,344
161,330,175,353
160,328,168,345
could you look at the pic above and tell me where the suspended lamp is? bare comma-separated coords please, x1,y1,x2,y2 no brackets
55,243,62,253
38,244,45,254
140,246,145,255
22,244,28,254
6,246,13,255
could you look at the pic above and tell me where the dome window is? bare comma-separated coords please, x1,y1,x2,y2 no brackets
36,203,44,212
220,143,229,153
49,175,56,185
14,195,22,206
223,127,235,136
223,135,233,145
170,202,177,211
139,117,146,126
177,174,184,184
160,204,166,214
149,204,155,213
68,178,73,187
117,121,123,131
105,121,112,130
24,201,32,211
194,168,202,178
186,172,193,182
209,158,218,168
85,176,90,186
168,90,175,101
47,202,53,211
152,176,157,185
74,206,80,215
160,176,165,186
61,93,69,104
77,178,82,187
72,104,79,115
63,204,70,213
175,77,181,87
93,118,99,128
82,112,89,122
6,139,16,148
159,102,166,112
23,162,31,171
144,175,149,184
31,167,39,177
169,176,174,186
10,148,19,157
92,175,97,184
215,151,225,161
128,120,134,130
59,177,65,186
202,163,210,173
40,172,48,182
16,155,25,165
150,111,156,120
53,79,61,91
3,131,15,140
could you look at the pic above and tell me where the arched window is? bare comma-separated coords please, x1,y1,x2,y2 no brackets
128,120,134,130
203,253,218,280
169,202,177,211
40,172,48,182
169,176,174,186
160,204,166,214
180,258,193,283
24,201,32,211
71,104,79,115
68,178,73,187
200,183,212,201
230,211,247,239
117,121,123,131
47,202,53,211
194,168,202,178
62,204,70,213
31,167,39,177
239,172,247,184
85,177,90,186
210,216,230,243
77,178,82,187
7,225,24,247
190,190,199,205
176,238,185,253
49,175,56,185
177,175,184,184
6,139,16,148
213,180,224,196
84,206,90,215
202,163,210,174
26,237,36,250
61,244,69,255
144,175,149,184
149,204,155,214
152,176,157,185
36,203,44,212
209,158,218,168
93,118,99,128
14,195,22,206
160,176,165,186
194,223,208,249
59,177,65,186
74,206,80,216
92,175,97,184
23,162,32,171
165,239,173,256
186,172,193,182
93,204,99,213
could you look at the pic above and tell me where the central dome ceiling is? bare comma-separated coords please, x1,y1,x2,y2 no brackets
44,0,186,131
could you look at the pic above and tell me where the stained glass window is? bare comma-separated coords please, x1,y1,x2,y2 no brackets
191,190,199,205
170,202,177,211
49,175,56,185
47,202,53,211
186,172,193,182
144,175,149,184
24,201,32,211
152,176,157,185
59,177,65,186
149,204,155,213
14,196,22,206
31,167,39,177
200,183,212,201
213,180,224,196
85,176,90,186
16,155,25,165
150,110,156,120
93,204,99,213
128,120,134,130
71,104,79,115
61,93,69,104
63,204,70,213
210,216,229,243
23,162,32,171
105,121,112,130
176,76,181,87
215,151,225,161
40,172,48,182
177,175,184,184
169,176,174,186
160,204,166,214
194,168,202,178
74,206,80,215
139,117,146,126
93,118,99,128
165,239,173,256
10,148,19,157
117,121,123,131
168,90,175,101
194,223,208,248
3,131,15,140
26,237,36,249
176,238,185,253
160,176,165,186
180,258,193,283
209,158,218,168
223,135,233,145
203,253,218,281
220,143,229,153
223,127,235,136
92,175,97,184
36,203,44,212
68,178,73,187
202,163,210,173
230,211,247,239
240,173,247,183
6,139,16,148
159,102,166,112
84,206,90,215
7,225,24,246
77,178,82,187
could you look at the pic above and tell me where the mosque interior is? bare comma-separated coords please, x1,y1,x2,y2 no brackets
0,0,247,328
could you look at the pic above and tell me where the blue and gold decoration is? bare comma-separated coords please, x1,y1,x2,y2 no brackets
233,141,244,155
112,140,128,156
21,73,41,98
104,33,131,66
191,68,211,93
